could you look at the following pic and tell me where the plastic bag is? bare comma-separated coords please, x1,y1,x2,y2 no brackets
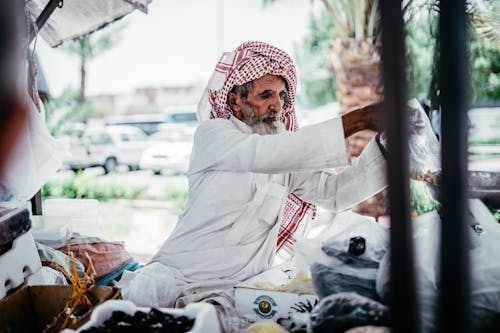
407,98,441,181
469,199,500,332
1,92,67,202
117,262,187,308
375,211,440,333
377,99,440,184
294,211,389,300
377,201,500,333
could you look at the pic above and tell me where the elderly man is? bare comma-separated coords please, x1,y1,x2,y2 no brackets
118,41,386,331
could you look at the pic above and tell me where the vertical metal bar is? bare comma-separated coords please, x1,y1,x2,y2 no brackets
28,0,61,44
438,1,471,332
379,1,419,333
31,190,43,215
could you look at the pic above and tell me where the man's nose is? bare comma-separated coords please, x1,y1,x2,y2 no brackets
269,94,283,112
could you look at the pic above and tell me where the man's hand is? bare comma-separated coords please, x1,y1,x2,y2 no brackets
342,102,383,138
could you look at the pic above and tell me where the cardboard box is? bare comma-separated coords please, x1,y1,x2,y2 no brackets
0,285,121,333
235,262,319,326
65,300,222,333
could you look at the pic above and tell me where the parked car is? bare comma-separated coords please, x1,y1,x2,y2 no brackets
64,125,149,174
163,105,198,128
105,105,198,136
106,113,166,136
139,127,194,175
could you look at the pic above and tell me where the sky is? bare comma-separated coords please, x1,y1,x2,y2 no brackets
36,0,322,96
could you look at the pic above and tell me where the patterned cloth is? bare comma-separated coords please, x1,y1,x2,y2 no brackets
197,41,316,257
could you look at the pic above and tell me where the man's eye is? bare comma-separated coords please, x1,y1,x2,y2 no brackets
279,91,287,101
260,91,272,99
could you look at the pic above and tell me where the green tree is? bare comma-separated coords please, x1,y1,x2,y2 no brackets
63,27,122,104
43,89,97,136
470,1,500,101
295,11,338,107
406,11,435,98
428,0,499,107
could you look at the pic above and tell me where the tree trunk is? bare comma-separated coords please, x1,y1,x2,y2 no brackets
331,37,382,157
331,37,387,218
78,57,86,105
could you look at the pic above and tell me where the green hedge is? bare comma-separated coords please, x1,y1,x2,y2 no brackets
42,172,146,201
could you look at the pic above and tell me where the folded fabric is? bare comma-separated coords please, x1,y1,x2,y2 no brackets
59,240,133,281
97,260,141,286
36,242,85,279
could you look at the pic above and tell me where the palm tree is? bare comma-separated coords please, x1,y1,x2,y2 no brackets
321,0,381,158
322,0,419,157
63,28,121,105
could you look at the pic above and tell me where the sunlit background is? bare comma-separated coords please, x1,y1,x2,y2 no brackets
33,0,499,262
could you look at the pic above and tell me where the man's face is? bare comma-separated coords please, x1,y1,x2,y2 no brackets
228,74,288,135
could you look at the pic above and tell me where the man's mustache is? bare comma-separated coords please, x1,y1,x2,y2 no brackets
261,110,281,121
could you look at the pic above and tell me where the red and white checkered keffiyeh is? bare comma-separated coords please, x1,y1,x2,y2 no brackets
197,41,316,257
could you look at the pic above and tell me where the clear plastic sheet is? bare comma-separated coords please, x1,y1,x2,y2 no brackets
27,0,151,47
377,99,441,184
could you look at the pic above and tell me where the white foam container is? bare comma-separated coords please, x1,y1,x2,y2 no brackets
31,215,71,248
62,299,222,333
0,230,42,299
43,199,100,236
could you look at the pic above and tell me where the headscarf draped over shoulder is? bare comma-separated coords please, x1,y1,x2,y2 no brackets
197,41,299,131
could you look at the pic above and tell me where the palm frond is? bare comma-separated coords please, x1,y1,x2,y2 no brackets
473,2,500,44
366,0,379,37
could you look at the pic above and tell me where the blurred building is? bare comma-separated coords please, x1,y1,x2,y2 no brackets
89,82,204,116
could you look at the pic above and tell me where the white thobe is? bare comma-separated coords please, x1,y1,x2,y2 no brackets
118,115,387,330
150,115,387,282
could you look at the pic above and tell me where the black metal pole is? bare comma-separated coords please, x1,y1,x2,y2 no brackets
28,0,62,44
379,1,419,333
438,1,471,332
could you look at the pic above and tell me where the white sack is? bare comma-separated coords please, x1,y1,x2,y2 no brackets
1,93,66,202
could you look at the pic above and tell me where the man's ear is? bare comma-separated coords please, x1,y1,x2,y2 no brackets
227,92,244,120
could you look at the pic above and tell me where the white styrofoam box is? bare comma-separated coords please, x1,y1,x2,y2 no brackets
26,266,48,285
235,261,318,327
31,215,71,248
0,230,42,299
61,299,222,333
43,199,100,236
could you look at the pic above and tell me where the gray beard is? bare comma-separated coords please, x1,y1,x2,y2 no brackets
241,107,286,135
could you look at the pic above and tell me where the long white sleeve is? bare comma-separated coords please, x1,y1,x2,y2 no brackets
188,117,350,175
287,137,387,212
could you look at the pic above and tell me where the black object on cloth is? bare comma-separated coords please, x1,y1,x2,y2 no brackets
307,292,391,333
311,263,379,301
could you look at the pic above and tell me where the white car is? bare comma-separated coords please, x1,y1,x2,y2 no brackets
140,127,194,175
64,125,149,174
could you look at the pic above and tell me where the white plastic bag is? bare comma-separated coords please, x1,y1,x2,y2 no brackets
377,99,440,183
1,93,67,202
469,199,500,331
375,211,440,333
294,211,389,300
117,262,186,308
376,201,500,332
